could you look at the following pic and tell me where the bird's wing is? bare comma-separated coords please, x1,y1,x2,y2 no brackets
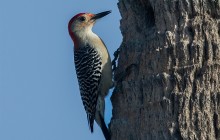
74,45,102,132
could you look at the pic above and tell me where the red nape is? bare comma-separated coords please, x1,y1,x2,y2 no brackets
68,13,85,49
69,31,80,49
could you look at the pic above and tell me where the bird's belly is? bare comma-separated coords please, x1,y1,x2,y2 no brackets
99,57,113,97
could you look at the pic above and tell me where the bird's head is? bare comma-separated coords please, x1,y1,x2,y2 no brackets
68,11,111,43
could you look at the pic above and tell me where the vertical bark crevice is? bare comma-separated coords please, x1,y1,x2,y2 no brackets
213,112,219,139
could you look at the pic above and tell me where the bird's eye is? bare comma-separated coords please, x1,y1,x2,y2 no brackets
79,16,86,22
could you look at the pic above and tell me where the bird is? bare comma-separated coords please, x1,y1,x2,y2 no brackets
68,11,113,140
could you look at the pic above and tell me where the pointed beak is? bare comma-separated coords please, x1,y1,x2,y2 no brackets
91,10,111,21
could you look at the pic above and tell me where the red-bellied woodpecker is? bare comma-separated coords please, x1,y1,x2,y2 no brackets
68,11,113,140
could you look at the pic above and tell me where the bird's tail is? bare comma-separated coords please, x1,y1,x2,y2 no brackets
99,113,111,140
88,115,94,133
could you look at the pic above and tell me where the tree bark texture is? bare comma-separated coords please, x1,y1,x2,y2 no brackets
110,0,220,140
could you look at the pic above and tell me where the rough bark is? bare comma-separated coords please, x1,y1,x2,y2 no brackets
110,0,220,140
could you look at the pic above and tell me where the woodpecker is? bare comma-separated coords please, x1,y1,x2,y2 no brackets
68,11,113,140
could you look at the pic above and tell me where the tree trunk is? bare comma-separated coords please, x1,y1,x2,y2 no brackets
110,0,220,140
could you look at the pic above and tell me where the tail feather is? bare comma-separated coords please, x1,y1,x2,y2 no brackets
88,115,94,133
99,113,111,140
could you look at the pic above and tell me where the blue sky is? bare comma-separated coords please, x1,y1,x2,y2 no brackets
0,0,122,140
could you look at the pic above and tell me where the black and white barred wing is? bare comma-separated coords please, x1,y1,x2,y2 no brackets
74,46,102,132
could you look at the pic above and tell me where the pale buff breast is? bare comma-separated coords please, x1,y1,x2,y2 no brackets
87,33,113,97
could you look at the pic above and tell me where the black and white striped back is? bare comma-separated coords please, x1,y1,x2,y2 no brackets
74,45,102,132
